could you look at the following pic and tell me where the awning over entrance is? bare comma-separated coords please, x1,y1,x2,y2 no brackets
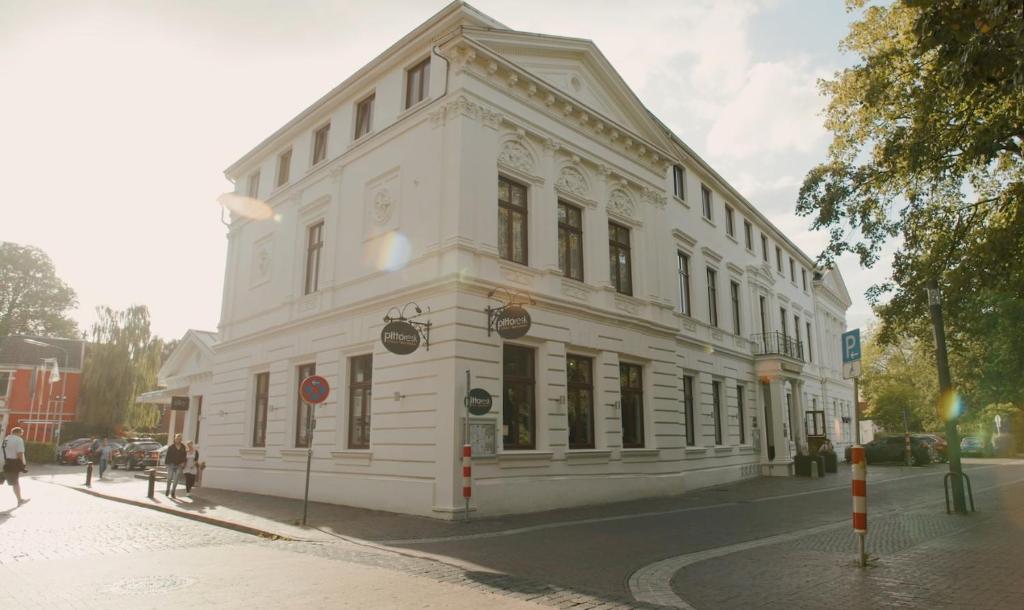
135,387,187,405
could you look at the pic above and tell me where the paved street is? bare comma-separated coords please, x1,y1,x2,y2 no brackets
4,459,1024,608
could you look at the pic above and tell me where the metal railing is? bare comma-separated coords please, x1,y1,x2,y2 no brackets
750,331,805,361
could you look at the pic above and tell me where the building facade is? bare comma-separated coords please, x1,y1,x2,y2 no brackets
136,329,217,443
0,335,85,443
202,2,856,518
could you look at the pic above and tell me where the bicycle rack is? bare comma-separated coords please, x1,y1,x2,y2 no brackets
943,471,975,514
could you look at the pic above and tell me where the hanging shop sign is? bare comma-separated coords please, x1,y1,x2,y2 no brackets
380,302,431,355
466,388,493,416
485,289,535,339
170,396,190,411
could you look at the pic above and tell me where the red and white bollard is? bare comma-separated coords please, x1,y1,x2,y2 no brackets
462,443,472,522
851,445,867,566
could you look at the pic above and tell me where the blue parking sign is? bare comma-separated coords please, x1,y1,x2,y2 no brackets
842,329,861,363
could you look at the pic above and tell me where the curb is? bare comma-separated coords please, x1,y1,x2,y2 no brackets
53,481,301,542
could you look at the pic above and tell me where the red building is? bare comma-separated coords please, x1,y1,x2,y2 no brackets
0,335,85,444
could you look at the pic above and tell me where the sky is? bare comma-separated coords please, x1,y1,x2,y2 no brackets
1,0,888,341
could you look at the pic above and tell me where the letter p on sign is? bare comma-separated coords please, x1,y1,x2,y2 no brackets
842,329,861,364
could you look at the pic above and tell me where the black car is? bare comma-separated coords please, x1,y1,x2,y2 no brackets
846,435,935,466
111,441,162,470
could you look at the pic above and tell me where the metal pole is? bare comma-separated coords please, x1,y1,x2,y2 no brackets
927,280,967,514
302,403,314,526
464,369,471,523
853,377,860,445
903,407,911,466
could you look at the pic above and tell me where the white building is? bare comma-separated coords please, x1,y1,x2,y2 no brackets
200,1,856,518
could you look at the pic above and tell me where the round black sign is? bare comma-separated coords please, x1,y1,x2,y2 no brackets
381,320,420,355
467,388,493,416
495,305,532,339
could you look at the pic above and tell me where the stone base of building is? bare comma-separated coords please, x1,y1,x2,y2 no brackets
759,461,795,477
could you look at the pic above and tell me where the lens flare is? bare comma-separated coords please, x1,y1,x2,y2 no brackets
939,390,963,420
217,192,274,221
368,231,411,272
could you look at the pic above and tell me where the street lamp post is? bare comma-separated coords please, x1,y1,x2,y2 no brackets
926,281,967,514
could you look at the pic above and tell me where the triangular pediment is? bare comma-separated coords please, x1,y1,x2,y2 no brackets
819,268,853,309
466,29,675,153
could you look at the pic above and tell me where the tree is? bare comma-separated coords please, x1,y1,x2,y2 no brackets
860,331,941,432
80,305,164,430
0,242,79,338
797,0,1023,413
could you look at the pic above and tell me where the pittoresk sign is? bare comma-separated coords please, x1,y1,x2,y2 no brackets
381,320,421,355
494,305,532,339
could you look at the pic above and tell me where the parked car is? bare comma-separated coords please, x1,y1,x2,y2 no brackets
112,441,162,470
58,439,94,465
55,438,91,463
845,435,935,466
960,436,988,457
919,434,948,463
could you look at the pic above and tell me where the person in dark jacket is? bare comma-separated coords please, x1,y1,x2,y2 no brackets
164,434,187,498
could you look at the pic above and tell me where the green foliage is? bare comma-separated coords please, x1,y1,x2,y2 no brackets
0,242,79,338
80,306,164,431
25,442,56,464
860,330,942,432
798,0,1024,413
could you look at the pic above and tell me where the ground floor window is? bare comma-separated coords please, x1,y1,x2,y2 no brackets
566,355,594,449
737,384,745,445
503,345,535,450
348,355,372,449
683,375,696,446
252,372,269,447
712,380,723,445
620,362,644,448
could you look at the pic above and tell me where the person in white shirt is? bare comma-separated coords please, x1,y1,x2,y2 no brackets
3,426,28,505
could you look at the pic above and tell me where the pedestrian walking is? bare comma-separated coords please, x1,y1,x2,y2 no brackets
183,441,200,497
2,426,29,505
98,438,112,479
165,433,187,498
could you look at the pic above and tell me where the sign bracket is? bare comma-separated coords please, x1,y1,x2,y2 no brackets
383,302,432,351
485,288,535,337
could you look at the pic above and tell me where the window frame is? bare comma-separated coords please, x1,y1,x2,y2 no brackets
776,246,783,273
789,258,796,283
672,164,686,200
677,251,691,316
566,354,595,450
619,362,645,449
354,93,375,140
730,280,741,335
801,268,808,291
246,171,260,199
0,370,12,398
806,322,814,362
311,122,330,166
608,221,633,296
701,184,713,220
347,354,373,449
744,220,753,251
276,148,292,188
761,234,769,262
294,363,316,448
706,267,719,327
252,372,269,448
712,380,723,445
557,201,584,281
737,384,746,445
498,176,529,265
725,205,735,237
404,57,431,109
684,375,696,446
502,344,536,450
304,221,324,295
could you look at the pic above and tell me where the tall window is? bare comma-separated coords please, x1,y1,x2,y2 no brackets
759,296,768,333
295,363,316,448
503,345,535,450
673,164,686,199
304,221,324,295
276,149,292,187
252,372,269,448
566,355,594,449
806,322,814,362
737,385,746,444
498,176,528,265
794,314,802,356
620,362,644,448
725,206,735,236
801,268,808,291
0,371,12,398
712,380,723,445
684,375,696,446
608,222,633,296
706,267,719,327
348,355,372,449
775,246,783,272
780,308,788,338
677,252,691,315
789,258,796,282
761,235,769,262
405,57,430,108
701,185,713,220
730,280,741,334
247,171,260,198
312,123,330,166
558,202,584,281
354,93,374,139
744,220,753,250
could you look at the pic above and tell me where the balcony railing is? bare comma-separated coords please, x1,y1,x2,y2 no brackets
750,331,805,362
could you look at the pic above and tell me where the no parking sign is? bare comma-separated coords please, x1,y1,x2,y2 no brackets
299,375,330,404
